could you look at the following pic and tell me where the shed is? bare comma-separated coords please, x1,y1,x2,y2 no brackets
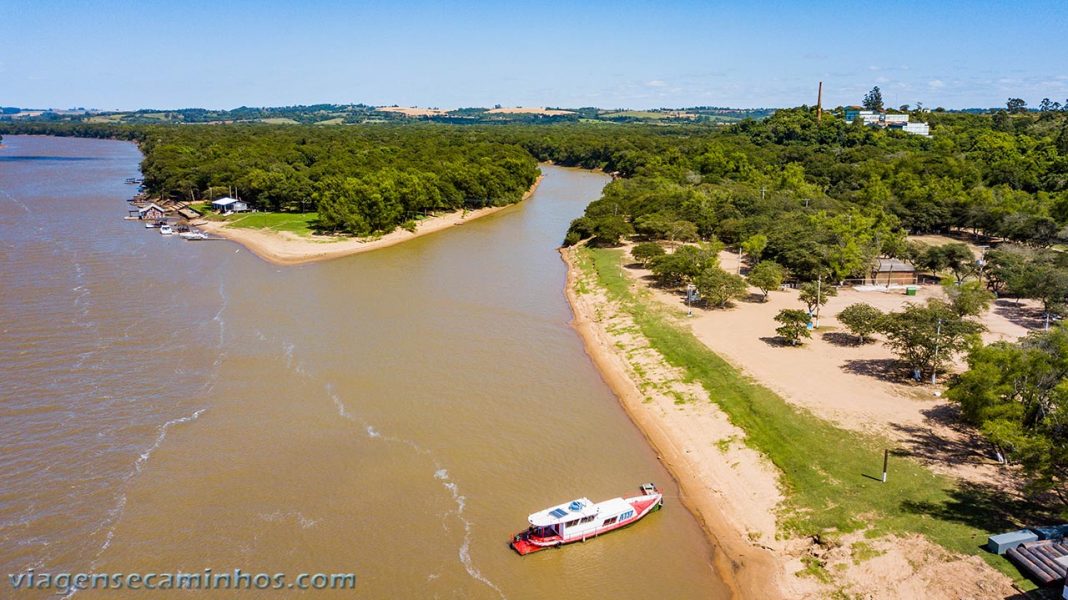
211,197,249,213
137,202,167,221
869,258,917,285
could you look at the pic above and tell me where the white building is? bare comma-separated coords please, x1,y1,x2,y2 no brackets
211,197,249,214
844,107,930,136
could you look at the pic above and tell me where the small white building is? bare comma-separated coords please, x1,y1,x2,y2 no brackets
211,197,249,214
900,122,930,136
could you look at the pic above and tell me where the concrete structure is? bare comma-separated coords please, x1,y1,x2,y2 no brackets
989,529,1039,554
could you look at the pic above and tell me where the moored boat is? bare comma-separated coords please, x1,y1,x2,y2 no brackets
511,483,663,555
159,224,174,235
179,231,207,240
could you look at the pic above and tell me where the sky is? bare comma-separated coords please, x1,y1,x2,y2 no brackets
3,0,1068,111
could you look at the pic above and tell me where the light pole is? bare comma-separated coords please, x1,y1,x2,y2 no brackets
931,318,943,385
686,284,695,317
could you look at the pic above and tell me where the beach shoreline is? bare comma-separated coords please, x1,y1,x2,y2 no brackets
197,174,544,266
559,246,789,600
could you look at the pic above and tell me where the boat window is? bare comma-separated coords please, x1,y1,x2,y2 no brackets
603,516,618,526
620,510,633,520
565,519,579,528
580,516,596,524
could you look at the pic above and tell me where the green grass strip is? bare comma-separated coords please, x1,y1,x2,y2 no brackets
579,246,1035,586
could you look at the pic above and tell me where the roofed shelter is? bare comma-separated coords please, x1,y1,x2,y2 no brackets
211,197,249,214
868,258,917,285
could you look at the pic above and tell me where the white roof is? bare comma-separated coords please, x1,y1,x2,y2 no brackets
138,202,166,213
211,197,243,206
528,498,597,527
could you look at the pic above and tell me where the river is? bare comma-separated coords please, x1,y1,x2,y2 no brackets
0,135,728,598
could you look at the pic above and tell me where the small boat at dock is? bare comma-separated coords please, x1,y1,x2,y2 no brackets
159,224,174,235
511,483,663,555
179,231,207,240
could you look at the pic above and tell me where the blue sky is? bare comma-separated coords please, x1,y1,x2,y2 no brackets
4,0,1067,110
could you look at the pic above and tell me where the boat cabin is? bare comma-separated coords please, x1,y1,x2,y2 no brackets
525,497,638,543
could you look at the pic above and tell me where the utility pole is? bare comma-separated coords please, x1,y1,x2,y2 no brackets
814,274,822,328
817,81,823,124
931,319,943,385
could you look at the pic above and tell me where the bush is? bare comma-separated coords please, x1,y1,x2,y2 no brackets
632,242,666,266
837,303,884,343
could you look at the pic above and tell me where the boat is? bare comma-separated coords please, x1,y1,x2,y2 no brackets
159,224,174,235
179,231,207,241
510,483,663,555
144,221,159,228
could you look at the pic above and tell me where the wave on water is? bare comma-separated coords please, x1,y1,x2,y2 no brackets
324,383,505,598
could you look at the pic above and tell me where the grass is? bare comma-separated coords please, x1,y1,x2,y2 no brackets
226,212,319,236
577,246,1039,588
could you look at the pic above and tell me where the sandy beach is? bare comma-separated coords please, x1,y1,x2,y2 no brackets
198,175,543,265
561,244,1024,598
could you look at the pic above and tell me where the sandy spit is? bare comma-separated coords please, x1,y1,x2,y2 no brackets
198,175,543,266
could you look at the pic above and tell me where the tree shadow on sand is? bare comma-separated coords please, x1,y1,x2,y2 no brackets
759,336,794,348
993,299,1047,331
841,358,909,383
822,331,861,347
889,405,1000,471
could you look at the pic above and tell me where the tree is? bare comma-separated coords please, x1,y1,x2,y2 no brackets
694,266,748,308
879,299,984,382
747,261,785,302
631,242,665,266
741,234,768,264
918,243,977,283
944,280,995,317
1006,98,1028,114
1015,264,1068,329
837,303,884,344
947,326,1068,499
799,280,838,325
863,86,884,111
589,215,633,247
649,242,723,287
775,309,812,346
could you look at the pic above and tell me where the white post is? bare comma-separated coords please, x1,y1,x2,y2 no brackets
931,319,942,385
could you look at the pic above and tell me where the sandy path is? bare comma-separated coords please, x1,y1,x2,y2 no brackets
197,176,542,266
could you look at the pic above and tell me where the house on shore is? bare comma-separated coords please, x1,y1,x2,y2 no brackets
137,202,168,221
211,197,249,214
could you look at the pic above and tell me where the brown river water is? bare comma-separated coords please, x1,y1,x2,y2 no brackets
0,135,728,598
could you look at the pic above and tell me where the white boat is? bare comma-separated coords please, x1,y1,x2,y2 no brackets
511,483,663,555
179,231,207,241
159,225,174,235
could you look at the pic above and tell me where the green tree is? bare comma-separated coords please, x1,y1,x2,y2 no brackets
863,86,884,111
631,242,665,266
695,266,748,308
589,215,633,247
879,299,984,382
799,280,838,325
741,233,769,264
947,326,1068,498
649,242,723,287
1006,98,1028,114
837,303,884,343
747,261,785,302
944,280,995,317
775,309,812,346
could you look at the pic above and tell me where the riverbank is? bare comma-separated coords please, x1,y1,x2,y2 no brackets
198,174,543,265
561,246,791,599
561,245,1024,599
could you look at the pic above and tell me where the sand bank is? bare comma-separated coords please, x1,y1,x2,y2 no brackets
198,175,542,266
560,247,792,599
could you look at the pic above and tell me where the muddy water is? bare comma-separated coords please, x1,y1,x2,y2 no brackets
0,135,729,598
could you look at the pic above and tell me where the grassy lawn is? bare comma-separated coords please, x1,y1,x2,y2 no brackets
578,246,1039,588
226,212,319,236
